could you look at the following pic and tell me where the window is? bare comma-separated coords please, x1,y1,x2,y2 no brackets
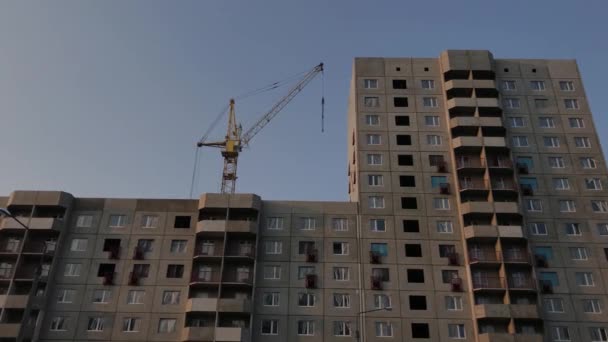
423,97,438,107
109,214,127,228
501,80,516,90
433,198,450,210
170,240,187,253
141,215,159,228
581,157,597,169
333,242,349,255
409,295,427,310
553,178,570,190
437,221,454,233
569,117,584,128
551,326,571,341
564,99,579,109
400,175,416,187
369,196,385,209
396,134,412,145
87,317,104,332
76,215,93,228
535,98,548,108
50,316,68,331
421,79,435,89
0,262,13,278
401,197,417,209
298,241,315,255
598,223,608,236
364,96,379,107
367,153,382,165
126,290,145,304
265,241,282,255
538,117,555,128
559,200,576,213
374,294,391,309
412,323,430,338
392,79,407,89
333,293,350,308
137,239,153,253
298,266,315,279
510,117,525,127
448,324,466,339
405,244,422,257
560,81,575,91
123,318,140,332
439,244,456,258
395,115,410,126
530,80,546,91
583,299,602,314
365,114,379,126
544,137,560,148
364,79,378,89
575,272,595,286
267,217,284,230
366,134,381,145
263,292,280,306
370,218,386,232
393,97,408,107
398,154,414,166
403,219,420,233
157,319,176,333
132,264,149,278
93,289,111,304
301,217,317,230
575,137,591,148
261,320,278,335
333,321,351,336
592,200,608,213
166,264,184,278
544,298,564,313
445,296,463,311
425,115,440,126
512,136,529,147
426,135,442,145
565,223,582,236
368,174,383,186
442,270,459,283
70,238,88,252
586,178,603,190
372,268,389,281
298,292,316,307
375,322,393,337
570,247,588,260
64,263,82,277
56,289,76,303
589,327,608,342
407,269,424,283
264,266,281,280
173,215,190,228
370,243,388,256
504,98,521,109
526,199,543,212
162,291,180,305
549,157,565,168
333,267,350,281
297,320,315,336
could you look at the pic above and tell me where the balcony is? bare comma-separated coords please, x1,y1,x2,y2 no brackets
472,276,506,291
464,225,498,239
305,249,318,263
369,251,381,264
479,117,502,127
196,220,257,234
133,246,144,260
478,333,515,342
450,116,479,129
186,298,218,312
216,327,249,342
484,137,507,148
461,201,494,215
510,304,539,319
452,136,483,151
487,159,513,171
370,276,382,290
181,327,214,342
447,98,476,115
520,184,534,196
0,324,20,338
0,217,62,231
508,277,537,291
451,277,463,292
469,249,501,265
218,298,252,313
474,304,510,319
492,182,517,192
503,250,530,264
102,272,115,286
477,98,502,116
514,334,543,342
445,79,474,98
456,157,486,171
498,225,524,238
194,246,223,259
494,202,519,214
191,271,221,284
223,273,253,285
459,180,489,193
439,183,451,195
0,295,28,308
225,247,255,259
305,274,317,289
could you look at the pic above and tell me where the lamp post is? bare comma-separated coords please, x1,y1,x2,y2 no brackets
355,306,392,341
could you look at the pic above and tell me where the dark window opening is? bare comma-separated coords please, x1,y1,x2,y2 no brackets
394,97,408,107
392,80,407,89
411,323,430,338
166,264,184,278
428,155,445,166
396,67,401,71
401,197,418,209
403,220,420,233
395,116,410,126
98,264,115,277
398,155,414,166
409,295,427,310
532,68,537,73
504,68,509,72
407,269,425,283
103,239,120,251
439,245,456,258
396,135,412,145
424,67,429,72
372,268,390,281
133,264,150,278
400,176,416,187
174,216,191,229
405,244,422,257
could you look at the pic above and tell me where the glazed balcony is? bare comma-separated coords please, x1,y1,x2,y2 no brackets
222,272,253,285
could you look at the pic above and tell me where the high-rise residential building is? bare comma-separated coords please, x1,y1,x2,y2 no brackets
0,50,607,342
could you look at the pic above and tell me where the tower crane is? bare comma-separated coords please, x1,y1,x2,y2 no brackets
196,63,324,194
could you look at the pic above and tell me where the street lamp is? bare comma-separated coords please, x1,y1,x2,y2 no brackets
355,306,392,341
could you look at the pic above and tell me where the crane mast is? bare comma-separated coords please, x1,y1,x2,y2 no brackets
197,63,324,194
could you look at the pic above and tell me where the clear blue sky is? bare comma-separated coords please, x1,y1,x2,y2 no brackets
1,0,607,201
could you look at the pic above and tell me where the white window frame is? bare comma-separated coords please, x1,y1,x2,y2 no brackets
510,117,525,128
375,321,393,337
162,291,180,305
552,326,571,341
261,319,279,335
127,290,145,305
333,321,352,336
76,214,93,228
333,242,349,255
64,263,82,277
374,294,392,309
70,238,88,252
298,292,316,307
592,200,608,213
368,196,385,209
560,81,575,91
564,99,579,109
425,115,440,126
553,178,570,190
448,323,466,339
544,136,560,148
437,221,454,233
421,79,435,89
549,157,565,169
92,289,111,304
581,157,597,169
50,316,68,331
559,200,576,213
569,247,588,261
544,298,564,313
264,241,282,255
363,79,378,89
526,199,543,212
333,267,350,281
57,289,75,303
569,117,584,128
333,293,351,308
366,134,381,145
423,97,438,108
109,214,127,228
301,217,317,230
141,215,159,228
576,272,595,287
263,266,281,280
365,114,379,126
433,198,450,210
538,117,555,128
501,80,516,91
158,319,176,333
364,96,380,108
590,327,608,342
332,218,349,231
370,218,386,232
445,296,463,311
586,178,603,190
427,135,442,146
512,136,529,147
367,153,383,165
169,240,187,253
87,317,104,332
263,292,280,306
504,98,521,109
297,320,315,336
530,80,546,91
122,318,140,332
583,299,602,314
267,217,284,230
565,223,582,236
368,174,384,186
575,137,591,148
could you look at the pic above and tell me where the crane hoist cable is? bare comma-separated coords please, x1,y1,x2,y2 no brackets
192,62,324,195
